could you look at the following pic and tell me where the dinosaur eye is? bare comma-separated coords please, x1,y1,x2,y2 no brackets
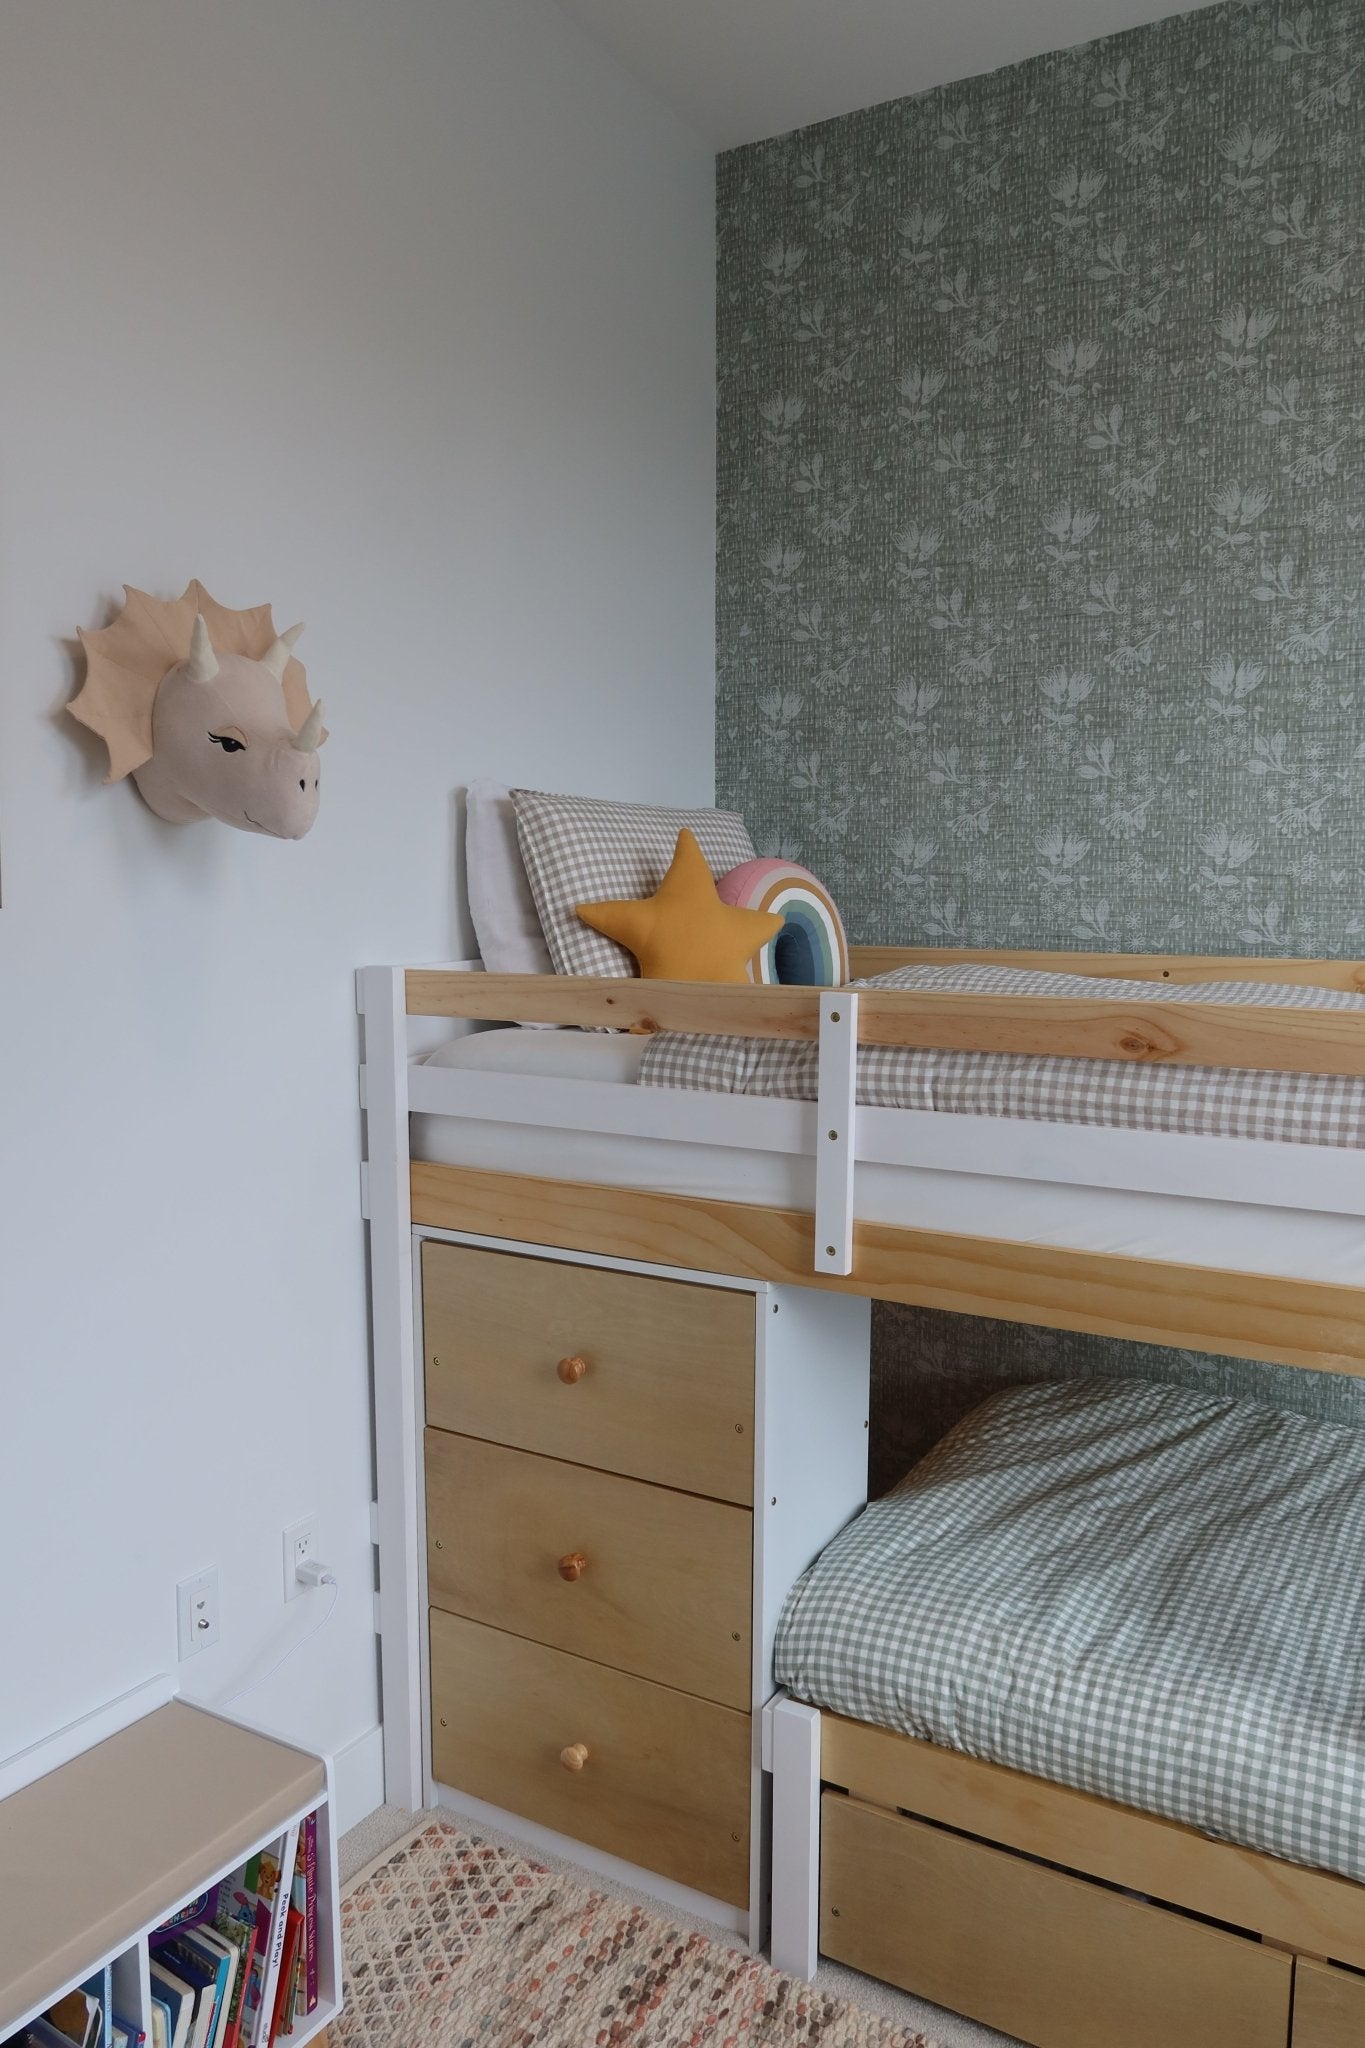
208,731,246,753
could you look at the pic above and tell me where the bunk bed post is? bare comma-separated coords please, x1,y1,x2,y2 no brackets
357,965,424,1814
814,991,858,1277
766,1694,822,1981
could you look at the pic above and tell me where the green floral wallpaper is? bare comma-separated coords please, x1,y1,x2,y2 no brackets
716,0,1365,954
714,0,1365,1456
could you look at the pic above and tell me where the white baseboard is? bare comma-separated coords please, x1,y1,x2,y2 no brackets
332,1723,385,1837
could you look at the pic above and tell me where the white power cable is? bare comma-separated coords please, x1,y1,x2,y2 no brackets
218,1565,340,1710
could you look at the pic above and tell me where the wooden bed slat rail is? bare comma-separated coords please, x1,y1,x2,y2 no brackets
819,1712,1365,1970
847,946,1365,991
406,970,1365,1076
409,1164,1365,1377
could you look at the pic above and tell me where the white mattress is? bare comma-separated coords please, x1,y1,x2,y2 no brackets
411,1029,1365,1287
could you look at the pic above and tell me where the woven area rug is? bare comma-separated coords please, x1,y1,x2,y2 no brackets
337,1818,936,2047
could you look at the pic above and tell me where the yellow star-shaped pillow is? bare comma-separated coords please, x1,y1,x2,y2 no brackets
576,827,783,982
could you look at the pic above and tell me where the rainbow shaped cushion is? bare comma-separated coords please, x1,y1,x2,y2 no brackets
715,859,848,987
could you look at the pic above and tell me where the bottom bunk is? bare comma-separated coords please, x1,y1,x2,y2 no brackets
768,1376,1365,2048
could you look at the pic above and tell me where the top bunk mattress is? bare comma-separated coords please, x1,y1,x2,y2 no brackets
773,1375,1365,1883
640,964,1365,1149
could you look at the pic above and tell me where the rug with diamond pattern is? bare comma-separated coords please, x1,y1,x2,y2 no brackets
337,1819,935,2046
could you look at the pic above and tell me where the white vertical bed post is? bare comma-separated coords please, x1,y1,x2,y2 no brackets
357,965,424,1813
767,1695,822,1980
814,989,858,1277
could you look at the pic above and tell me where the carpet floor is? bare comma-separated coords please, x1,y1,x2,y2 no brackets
336,1817,942,2047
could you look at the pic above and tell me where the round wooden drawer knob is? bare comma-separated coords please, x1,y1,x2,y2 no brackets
558,1551,588,1582
560,1742,589,1772
557,1354,588,1385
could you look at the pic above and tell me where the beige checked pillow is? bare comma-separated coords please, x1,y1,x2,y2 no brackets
511,788,756,978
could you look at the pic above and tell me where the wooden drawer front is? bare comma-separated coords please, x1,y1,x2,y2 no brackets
430,1610,750,1907
422,1243,755,1503
821,1793,1292,2048
1294,1958,1365,2046
426,1432,752,1707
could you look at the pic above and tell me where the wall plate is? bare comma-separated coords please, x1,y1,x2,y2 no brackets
176,1566,220,1659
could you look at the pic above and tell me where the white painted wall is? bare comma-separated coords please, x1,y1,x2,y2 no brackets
0,0,714,1821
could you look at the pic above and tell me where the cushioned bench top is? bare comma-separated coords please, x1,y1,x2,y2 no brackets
774,1376,1365,1882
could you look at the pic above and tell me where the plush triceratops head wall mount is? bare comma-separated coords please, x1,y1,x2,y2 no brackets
68,580,327,839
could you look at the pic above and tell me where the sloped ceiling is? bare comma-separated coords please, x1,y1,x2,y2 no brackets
551,0,1215,148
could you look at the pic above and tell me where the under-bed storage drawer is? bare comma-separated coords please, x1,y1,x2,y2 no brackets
425,1430,752,1706
430,1610,751,1907
820,1791,1293,2048
422,1242,754,1502
1294,1957,1365,2045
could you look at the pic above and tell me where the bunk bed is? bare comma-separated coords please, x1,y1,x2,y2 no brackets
359,945,1365,2048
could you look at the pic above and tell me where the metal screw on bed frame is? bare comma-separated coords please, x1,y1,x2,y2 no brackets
731,1631,741,1641
435,1539,443,1549
825,1245,837,1257
830,1010,841,1023
440,1717,447,1727
770,1496,777,1506
828,1129,838,1140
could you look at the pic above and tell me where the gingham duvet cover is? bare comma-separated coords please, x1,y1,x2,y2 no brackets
774,1376,1365,1882
638,964,1365,1147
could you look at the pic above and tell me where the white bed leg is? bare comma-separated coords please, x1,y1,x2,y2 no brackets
814,991,858,1277
768,1695,821,1981
358,965,424,1814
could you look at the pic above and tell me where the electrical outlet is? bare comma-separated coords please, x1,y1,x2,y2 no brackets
176,1567,220,1659
283,1514,319,1602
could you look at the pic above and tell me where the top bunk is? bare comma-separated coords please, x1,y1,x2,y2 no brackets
358,944,1365,1383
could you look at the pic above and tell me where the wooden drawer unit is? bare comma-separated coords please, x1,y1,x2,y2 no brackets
421,1241,754,1503
426,1430,752,1708
430,1610,751,1907
1294,1958,1365,2046
820,1792,1293,2048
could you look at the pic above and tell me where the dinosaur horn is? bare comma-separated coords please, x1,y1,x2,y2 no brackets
290,697,326,752
184,614,219,684
261,620,305,682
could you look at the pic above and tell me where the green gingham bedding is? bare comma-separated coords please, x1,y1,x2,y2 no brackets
774,1376,1365,1882
639,964,1365,1147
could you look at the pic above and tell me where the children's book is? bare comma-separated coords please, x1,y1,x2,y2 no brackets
162,1928,234,2048
298,1811,318,2018
266,1904,303,2045
219,1826,298,2048
185,1924,238,2048
150,1894,216,1948
210,1900,258,2048
110,2016,146,2048
148,1998,172,2048
147,1961,195,2048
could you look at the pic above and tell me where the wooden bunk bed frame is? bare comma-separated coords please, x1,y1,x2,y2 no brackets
361,945,1365,2048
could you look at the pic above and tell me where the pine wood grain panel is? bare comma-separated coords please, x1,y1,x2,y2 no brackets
429,1611,750,1907
848,946,1365,991
408,970,822,1034
1293,1958,1365,2045
421,1242,754,1503
406,969,1365,1074
424,1431,752,1707
410,1166,1365,1378
820,1792,1293,2048
820,1713,1365,1970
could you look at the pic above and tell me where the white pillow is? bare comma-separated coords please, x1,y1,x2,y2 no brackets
464,779,556,978
511,787,756,979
